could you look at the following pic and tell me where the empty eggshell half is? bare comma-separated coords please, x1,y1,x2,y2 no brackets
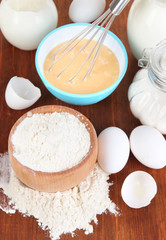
5,76,41,110
69,0,106,23
130,125,166,169
97,127,130,174
121,171,157,209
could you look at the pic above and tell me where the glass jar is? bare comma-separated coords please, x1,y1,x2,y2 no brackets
128,40,166,134
127,0,166,60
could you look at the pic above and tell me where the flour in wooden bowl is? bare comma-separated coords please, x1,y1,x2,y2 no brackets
9,106,98,192
0,153,118,240
11,111,90,172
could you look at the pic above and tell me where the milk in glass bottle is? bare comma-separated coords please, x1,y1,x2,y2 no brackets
127,0,166,60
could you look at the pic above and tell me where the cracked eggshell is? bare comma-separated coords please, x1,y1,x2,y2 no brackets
69,0,106,23
121,171,157,209
130,125,166,169
5,76,41,110
97,127,130,174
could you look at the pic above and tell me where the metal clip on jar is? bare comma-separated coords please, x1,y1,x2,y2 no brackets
128,40,166,134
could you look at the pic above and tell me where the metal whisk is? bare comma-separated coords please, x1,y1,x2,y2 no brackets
48,0,130,82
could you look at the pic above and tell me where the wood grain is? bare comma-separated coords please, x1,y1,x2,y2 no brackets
0,0,166,240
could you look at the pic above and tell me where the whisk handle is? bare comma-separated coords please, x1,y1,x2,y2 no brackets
109,0,130,15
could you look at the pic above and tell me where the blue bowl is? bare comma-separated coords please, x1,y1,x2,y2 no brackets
35,23,128,105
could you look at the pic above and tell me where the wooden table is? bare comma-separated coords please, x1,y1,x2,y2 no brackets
0,1,166,239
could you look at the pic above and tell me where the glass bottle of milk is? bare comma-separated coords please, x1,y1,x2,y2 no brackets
128,40,166,134
127,0,166,60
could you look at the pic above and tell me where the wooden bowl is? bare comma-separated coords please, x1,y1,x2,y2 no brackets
8,105,98,192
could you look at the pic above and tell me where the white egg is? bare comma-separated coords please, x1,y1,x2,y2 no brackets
5,76,41,110
130,125,166,169
97,127,130,174
69,0,106,23
121,171,157,209
0,0,58,50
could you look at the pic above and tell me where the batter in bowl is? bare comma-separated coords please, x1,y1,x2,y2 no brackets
43,39,120,94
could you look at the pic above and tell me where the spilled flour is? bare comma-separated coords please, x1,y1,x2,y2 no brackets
0,153,118,240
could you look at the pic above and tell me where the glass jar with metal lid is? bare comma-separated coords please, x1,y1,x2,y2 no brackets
128,40,166,134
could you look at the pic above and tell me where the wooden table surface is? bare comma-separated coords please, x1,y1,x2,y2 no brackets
0,0,166,240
